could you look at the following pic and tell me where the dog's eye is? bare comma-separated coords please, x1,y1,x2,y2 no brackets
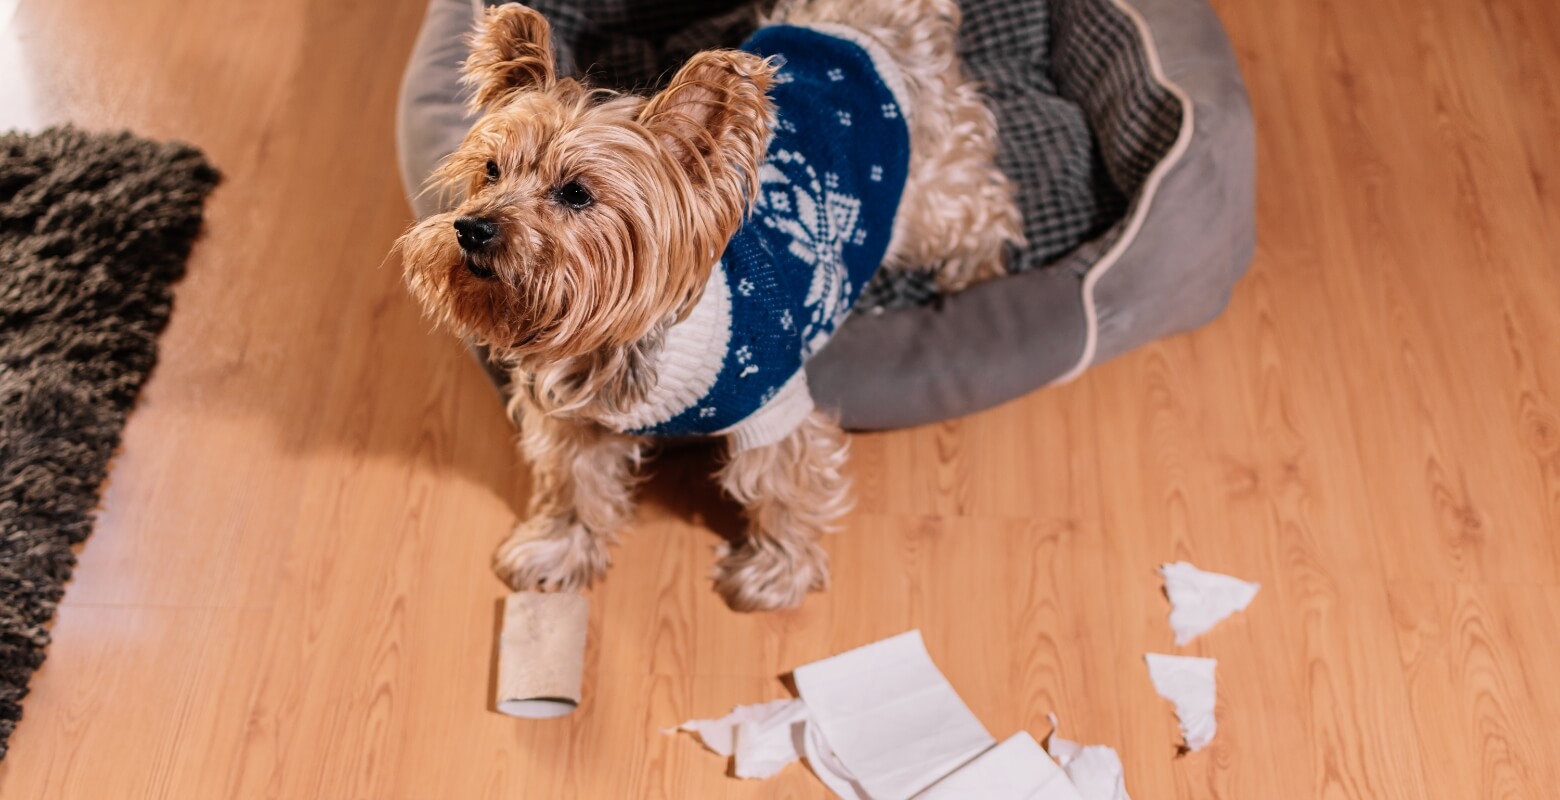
554,181,593,209
485,160,500,183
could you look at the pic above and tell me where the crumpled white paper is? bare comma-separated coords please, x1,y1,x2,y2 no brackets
672,630,1103,799
1159,562,1260,645
801,714,870,798
733,699,810,779
793,630,997,800
668,631,996,794
1143,654,1218,752
1045,714,1131,800
913,732,1081,800
672,698,807,778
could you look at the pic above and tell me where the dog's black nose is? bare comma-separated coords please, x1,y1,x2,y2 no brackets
453,215,499,252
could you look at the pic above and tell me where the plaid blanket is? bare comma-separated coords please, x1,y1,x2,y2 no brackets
513,0,1181,310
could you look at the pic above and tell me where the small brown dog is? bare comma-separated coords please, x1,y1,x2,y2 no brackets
399,0,1020,611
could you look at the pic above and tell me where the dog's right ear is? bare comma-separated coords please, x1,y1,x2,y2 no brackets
463,3,556,112
640,50,776,207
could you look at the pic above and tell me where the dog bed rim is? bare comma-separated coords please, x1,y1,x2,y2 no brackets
1054,0,1197,384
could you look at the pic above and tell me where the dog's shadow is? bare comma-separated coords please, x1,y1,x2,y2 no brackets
636,441,748,547
227,235,746,545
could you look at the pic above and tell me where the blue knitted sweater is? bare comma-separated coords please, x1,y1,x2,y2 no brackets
598,24,912,449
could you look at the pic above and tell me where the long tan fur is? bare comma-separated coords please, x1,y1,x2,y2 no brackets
397,1,1020,610
715,410,852,611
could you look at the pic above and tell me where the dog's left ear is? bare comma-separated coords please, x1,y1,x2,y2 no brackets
640,50,777,199
463,3,556,112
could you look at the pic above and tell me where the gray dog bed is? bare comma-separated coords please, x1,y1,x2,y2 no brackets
397,0,1253,429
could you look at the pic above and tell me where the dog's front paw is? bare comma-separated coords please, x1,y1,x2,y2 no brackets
494,517,609,592
712,538,829,612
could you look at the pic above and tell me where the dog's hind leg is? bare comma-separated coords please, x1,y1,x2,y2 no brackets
714,410,852,611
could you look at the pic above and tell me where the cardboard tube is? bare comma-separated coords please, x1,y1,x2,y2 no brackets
495,592,588,718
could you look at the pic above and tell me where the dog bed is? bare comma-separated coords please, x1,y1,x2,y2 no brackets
397,0,1254,429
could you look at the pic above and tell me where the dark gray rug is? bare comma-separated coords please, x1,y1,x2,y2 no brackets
0,126,218,759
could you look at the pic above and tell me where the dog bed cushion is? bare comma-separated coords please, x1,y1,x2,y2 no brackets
397,0,1254,430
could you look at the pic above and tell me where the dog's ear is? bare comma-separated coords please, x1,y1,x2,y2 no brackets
463,3,556,112
640,50,776,196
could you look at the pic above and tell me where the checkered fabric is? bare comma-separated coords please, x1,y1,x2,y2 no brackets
512,0,1184,311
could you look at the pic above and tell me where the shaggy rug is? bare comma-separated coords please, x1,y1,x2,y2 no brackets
0,126,218,759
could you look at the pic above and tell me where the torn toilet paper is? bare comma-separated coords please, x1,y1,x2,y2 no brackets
671,630,1126,799
1159,562,1259,645
734,699,810,779
1045,714,1131,800
671,698,806,778
1143,653,1218,752
792,630,996,799
913,732,1081,800
801,714,870,798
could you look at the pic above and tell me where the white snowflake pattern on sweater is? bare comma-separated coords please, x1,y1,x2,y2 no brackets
755,152,864,354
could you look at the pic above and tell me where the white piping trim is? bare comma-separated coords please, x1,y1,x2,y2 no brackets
1051,0,1197,384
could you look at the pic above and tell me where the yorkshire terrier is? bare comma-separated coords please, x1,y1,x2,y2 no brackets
398,0,1022,611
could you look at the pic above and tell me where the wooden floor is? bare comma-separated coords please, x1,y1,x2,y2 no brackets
3,0,1559,796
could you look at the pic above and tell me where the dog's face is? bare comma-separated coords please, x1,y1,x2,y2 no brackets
398,3,775,361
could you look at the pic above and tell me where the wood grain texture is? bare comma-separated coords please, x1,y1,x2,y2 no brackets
3,0,1559,796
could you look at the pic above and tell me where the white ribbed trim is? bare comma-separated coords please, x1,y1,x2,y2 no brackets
721,372,814,451
798,22,913,125
1051,0,1196,384
596,263,733,431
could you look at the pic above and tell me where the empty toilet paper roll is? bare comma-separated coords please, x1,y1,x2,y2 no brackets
495,591,589,718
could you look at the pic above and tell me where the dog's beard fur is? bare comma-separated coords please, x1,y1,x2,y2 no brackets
397,27,776,418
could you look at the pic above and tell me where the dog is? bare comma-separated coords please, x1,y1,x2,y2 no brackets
398,0,1022,611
